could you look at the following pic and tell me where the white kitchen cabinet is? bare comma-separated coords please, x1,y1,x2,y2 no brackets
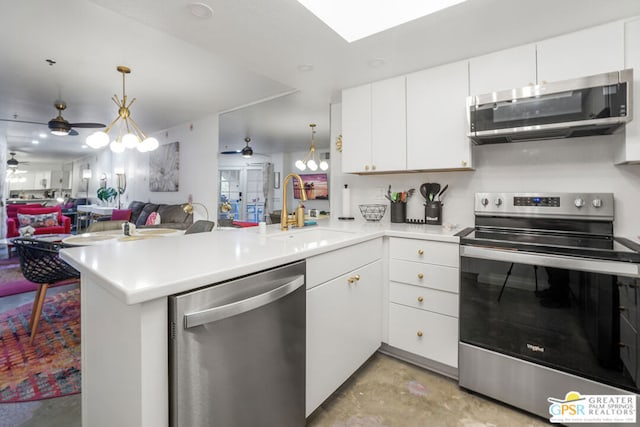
342,84,372,173
469,44,537,95
341,76,406,173
406,60,473,171
537,21,624,83
616,17,640,164
386,237,459,369
306,253,382,416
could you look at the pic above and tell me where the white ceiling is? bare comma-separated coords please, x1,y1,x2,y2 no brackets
2,0,640,164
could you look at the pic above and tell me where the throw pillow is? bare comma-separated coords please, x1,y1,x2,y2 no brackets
17,212,59,228
145,212,161,225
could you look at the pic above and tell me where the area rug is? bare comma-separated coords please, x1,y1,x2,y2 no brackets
0,288,81,402
0,258,37,298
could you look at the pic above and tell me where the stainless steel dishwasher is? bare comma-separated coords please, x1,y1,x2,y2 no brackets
169,261,305,427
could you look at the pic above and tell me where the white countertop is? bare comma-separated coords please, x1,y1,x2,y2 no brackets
60,219,464,305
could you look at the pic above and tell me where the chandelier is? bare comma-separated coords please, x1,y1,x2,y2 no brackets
295,124,328,171
86,66,159,153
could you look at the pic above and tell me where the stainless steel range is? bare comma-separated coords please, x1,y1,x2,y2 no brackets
458,192,640,419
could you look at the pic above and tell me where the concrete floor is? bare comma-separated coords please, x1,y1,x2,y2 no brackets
0,351,549,426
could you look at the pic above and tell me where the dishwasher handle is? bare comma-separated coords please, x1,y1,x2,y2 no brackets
184,274,305,329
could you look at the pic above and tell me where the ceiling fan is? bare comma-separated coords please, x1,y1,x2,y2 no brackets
221,137,255,158
7,152,28,169
0,101,106,136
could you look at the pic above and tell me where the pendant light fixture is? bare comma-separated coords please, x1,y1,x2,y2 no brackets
86,66,159,153
295,123,328,171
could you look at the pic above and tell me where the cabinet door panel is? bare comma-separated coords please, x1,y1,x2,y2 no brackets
537,21,624,83
390,259,459,294
306,259,382,415
342,84,372,173
389,282,459,317
371,76,406,172
617,17,640,164
406,60,472,170
469,44,537,95
388,303,458,367
389,237,459,267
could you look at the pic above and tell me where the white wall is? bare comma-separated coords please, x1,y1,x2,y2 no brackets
330,103,640,240
71,114,219,222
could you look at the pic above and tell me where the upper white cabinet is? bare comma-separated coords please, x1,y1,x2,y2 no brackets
342,76,406,173
616,17,640,164
469,44,537,95
537,21,624,83
406,60,473,170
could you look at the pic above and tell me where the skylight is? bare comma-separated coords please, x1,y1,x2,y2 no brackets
297,0,468,43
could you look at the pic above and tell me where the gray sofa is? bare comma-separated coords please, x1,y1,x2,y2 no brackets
128,201,193,230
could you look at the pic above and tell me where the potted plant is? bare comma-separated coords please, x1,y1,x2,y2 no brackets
97,186,118,205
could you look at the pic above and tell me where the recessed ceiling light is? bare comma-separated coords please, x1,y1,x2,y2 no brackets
297,64,314,72
297,0,468,42
39,133,47,138
187,2,214,19
31,140,39,144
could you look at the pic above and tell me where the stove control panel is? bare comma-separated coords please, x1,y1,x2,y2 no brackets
475,192,614,219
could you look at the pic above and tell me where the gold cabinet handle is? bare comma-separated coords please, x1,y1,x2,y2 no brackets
364,165,370,171
619,305,627,312
371,165,376,171
417,273,424,279
417,249,424,255
347,274,361,284
461,160,467,167
619,342,627,348
417,331,423,337
417,296,424,303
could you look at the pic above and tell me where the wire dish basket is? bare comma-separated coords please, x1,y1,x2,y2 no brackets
358,204,387,222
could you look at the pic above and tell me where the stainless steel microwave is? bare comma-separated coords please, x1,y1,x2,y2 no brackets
467,69,633,144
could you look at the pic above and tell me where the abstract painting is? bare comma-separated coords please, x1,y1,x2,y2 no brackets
149,141,179,192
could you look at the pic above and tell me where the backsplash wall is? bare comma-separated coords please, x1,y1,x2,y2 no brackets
329,103,640,240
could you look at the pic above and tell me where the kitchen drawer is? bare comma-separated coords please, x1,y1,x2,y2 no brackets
619,277,638,327
307,238,382,289
389,259,459,294
389,282,458,317
620,314,638,383
389,237,458,268
388,303,458,368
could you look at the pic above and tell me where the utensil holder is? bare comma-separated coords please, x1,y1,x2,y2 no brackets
390,202,406,223
424,201,442,225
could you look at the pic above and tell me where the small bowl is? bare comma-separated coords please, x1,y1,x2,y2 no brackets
358,204,387,222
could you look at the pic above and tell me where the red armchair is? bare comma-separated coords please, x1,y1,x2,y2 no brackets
7,205,71,238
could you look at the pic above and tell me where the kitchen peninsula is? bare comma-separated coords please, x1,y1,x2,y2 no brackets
60,220,461,427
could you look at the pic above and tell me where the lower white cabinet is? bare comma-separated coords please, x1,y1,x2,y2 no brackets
388,302,458,368
386,237,460,370
306,259,382,416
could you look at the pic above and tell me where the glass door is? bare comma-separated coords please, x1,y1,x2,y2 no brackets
219,166,264,222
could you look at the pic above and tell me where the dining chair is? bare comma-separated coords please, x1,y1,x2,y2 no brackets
12,238,81,345
184,220,216,234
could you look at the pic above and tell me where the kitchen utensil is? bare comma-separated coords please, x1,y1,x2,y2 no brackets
419,183,429,200
437,184,449,201
424,183,440,201
358,204,387,222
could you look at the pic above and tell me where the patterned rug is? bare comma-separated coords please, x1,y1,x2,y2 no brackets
0,288,81,402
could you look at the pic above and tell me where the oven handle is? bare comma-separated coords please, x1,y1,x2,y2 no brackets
460,245,640,277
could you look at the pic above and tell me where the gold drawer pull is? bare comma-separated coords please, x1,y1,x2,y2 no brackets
417,331,423,337
417,296,424,303
620,305,626,312
417,273,424,279
417,249,424,255
347,274,360,284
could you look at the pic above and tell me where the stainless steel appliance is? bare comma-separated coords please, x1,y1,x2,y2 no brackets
169,261,306,427
467,69,633,144
458,193,640,418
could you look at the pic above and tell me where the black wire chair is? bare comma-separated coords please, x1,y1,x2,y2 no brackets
12,238,80,345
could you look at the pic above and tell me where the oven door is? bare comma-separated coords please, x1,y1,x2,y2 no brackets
460,245,639,393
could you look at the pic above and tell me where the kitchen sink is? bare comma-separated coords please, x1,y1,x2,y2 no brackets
266,228,356,243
